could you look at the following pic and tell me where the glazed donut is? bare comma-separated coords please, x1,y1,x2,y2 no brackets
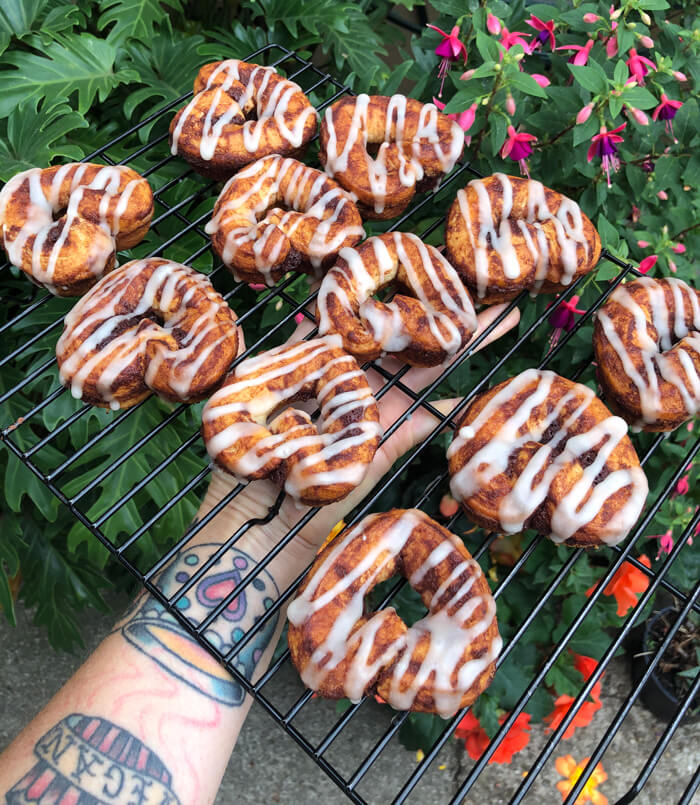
447,369,648,547
287,508,501,716
594,277,700,432
56,258,240,409
205,155,364,286
170,60,318,180
319,94,464,219
0,163,153,296
446,173,601,303
317,232,477,366
201,336,382,505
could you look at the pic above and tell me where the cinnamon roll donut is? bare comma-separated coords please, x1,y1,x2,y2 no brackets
287,508,502,716
0,163,153,296
447,369,648,548
170,60,318,180
594,277,700,432
201,336,382,505
205,155,364,286
319,94,464,219
56,258,240,409
446,173,601,303
317,232,477,366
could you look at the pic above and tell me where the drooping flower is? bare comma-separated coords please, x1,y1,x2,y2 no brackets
675,475,690,495
626,48,656,86
506,93,516,115
637,239,650,248
652,93,683,136
630,205,641,223
433,97,477,137
672,242,686,254
487,12,501,35
549,294,586,338
526,14,556,50
627,105,649,126
605,32,619,58
555,755,608,805
638,34,654,49
439,493,459,518
501,125,537,176
609,5,622,20
587,555,651,617
545,655,604,739
657,190,668,200
557,39,595,66
583,12,600,23
577,103,594,124
427,23,468,96
648,530,674,559
672,70,688,82
500,26,532,52
455,711,531,764
638,255,657,274
587,123,626,186
531,73,551,87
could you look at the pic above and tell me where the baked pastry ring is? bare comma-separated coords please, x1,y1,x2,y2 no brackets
445,173,601,303
201,335,382,505
57,258,240,409
594,277,700,432
170,59,318,180
317,232,477,366
447,369,648,547
0,163,153,296
287,508,502,716
319,94,464,219
205,155,364,286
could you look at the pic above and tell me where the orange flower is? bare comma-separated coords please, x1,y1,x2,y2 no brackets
455,711,531,764
586,555,651,616
544,654,604,739
317,520,345,553
555,755,608,804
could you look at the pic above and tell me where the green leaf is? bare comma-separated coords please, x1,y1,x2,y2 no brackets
597,213,620,249
475,31,501,63
0,33,136,116
613,60,627,86
622,86,658,110
97,0,182,45
399,712,445,752
508,69,548,98
545,652,583,697
0,0,49,38
568,63,608,95
573,113,598,147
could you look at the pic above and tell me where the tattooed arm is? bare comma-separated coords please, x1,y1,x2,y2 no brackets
0,306,517,805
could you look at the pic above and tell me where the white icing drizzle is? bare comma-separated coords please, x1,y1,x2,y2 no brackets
201,336,382,501
596,277,700,427
171,59,317,162
287,509,502,716
322,94,464,214
56,259,238,407
205,155,364,284
448,369,648,545
454,173,590,299
317,232,477,359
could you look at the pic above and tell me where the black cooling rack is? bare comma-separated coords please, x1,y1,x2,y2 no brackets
1,43,698,805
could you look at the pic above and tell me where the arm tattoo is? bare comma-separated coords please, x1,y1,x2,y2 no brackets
120,544,280,707
6,713,179,804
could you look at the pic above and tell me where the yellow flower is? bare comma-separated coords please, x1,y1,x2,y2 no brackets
317,520,345,553
555,755,608,805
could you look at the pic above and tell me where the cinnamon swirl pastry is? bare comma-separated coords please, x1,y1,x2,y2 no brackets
594,277,700,431
447,369,648,547
0,163,153,296
201,336,381,505
288,508,501,716
205,155,364,286
56,258,240,409
320,94,464,219
170,60,318,180
317,232,477,366
446,173,601,303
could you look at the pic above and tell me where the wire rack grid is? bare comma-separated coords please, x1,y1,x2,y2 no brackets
1,43,698,805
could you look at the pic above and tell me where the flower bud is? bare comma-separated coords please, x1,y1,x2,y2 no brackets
606,35,619,57
638,34,654,48
487,12,501,35
639,255,658,274
669,260,677,273
583,12,600,23
506,93,516,115
673,70,688,81
640,11,652,25
626,22,636,29
531,73,551,87
610,6,622,20
460,68,475,81
637,240,650,248
629,106,649,125
672,242,686,254
657,190,668,200
514,52,525,61
576,103,593,124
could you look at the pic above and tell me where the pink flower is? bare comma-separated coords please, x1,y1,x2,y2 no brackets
583,12,600,23
626,49,656,86
587,123,626,186
657,190,668,200
638,34,654,49
606,33,619,58
637,239,650,248
549,294,586,333
649,530,674,559
675,475,689,496
557,39,595,66
577,103,594,124
628,106,649,125
639,255,658,274
248,283,266,291
506,93,516,115
672,242,686,254
672,71,687,82
433,97,477,136
294,312,305,325
526,14,556,50
669,260,678,273
531,73,551,87
652,93,683,136
460,68,475,81
427,24,468,96
609,5,622,20
500,26,532,52
501,125,537,176
487,12,501,35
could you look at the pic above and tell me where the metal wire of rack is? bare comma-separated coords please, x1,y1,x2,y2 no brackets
1,43,698,804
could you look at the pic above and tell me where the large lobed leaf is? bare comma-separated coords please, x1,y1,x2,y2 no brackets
97,0,183,45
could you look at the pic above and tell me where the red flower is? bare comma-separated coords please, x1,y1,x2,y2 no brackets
652,93,683,136
433,97,477,138
648,530,674,560
557,39,594,66
638,255,657,274
526,14,556,50
544,654,604,739
427,24,468,96
500,26,532,53
626,48,656,86
455,711,531,764
675,475,690,496
501,125,537,176
586,555,651,616
549,294,586,332
587,123,626,187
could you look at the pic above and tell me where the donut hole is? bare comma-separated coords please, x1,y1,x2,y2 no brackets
366,575,428,627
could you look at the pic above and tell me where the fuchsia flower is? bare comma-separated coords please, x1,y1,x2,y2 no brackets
638,35,655,49
673,242,686,254
557,39,594,66
549,294,586,332
675,475,690,496
587,123,626,186
501,125,537,176
672,70,688,82
506,94,516,115
626,49,656,86
433,97,477,138
525,14,556,50
657,190,668,200
606,32,619,58
500,26,532,52
649,530,674,559
669,260,678,273
628,106,649,126
639,255,658,274
487,12,502,35
577,103,594,124
583,12,600,23
652,93,683,136
531,73,551,87
427,24,468,96
637,239,650,248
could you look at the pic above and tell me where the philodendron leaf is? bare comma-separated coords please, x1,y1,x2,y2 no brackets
0,0,49,39
97,0,183,46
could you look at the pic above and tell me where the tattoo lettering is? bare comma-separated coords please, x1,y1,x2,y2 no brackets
5,713,180,805
121,544,279,706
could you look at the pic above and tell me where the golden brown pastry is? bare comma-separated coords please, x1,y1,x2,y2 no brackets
319,94,464,219
201,336,382,505
287,508,501,716
56,258,240,409
170,59,318,180
445,173,601,303
447,369,648,547
0,163,153,296
206,155,364,286
594,277,700,431
317,232,477,366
